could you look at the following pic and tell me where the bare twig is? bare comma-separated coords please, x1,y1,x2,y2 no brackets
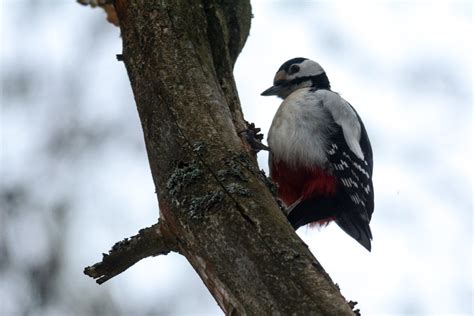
84,220,178,284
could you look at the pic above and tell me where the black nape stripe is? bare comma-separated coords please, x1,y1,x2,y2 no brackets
287,73,331,90
311,72,331,90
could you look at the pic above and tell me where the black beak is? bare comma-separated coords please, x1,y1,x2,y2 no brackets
261,85,282,96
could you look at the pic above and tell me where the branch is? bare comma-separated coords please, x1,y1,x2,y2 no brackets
84,220,178,284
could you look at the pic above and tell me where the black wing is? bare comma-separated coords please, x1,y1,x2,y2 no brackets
327,110,374,251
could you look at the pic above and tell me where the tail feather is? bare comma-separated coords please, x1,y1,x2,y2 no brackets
286,196,373,251
287,196,337,230
335,212,372,251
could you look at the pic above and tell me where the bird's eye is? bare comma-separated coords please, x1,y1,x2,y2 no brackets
289,65,300,75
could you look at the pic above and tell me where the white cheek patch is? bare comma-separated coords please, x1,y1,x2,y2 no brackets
294,59,325,78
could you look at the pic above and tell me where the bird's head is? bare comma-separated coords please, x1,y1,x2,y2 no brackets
261,57,331,99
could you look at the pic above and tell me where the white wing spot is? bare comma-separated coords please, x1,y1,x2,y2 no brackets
350,170,361,182
340,160,349,168
327,143,338,155
364,185,371,194
350,194,361,204
352,161,370,178
350,178,359,188
341,178,351,187
351,193,366,206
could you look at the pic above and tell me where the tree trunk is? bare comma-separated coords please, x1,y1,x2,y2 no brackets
112,0,354,314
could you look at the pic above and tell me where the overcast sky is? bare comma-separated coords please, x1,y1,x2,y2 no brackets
1,1,472,315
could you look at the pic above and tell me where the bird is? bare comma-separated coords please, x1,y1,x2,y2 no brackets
261,57,374,251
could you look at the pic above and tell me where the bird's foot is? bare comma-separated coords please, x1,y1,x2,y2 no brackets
285,198,302,216
239,121,269,153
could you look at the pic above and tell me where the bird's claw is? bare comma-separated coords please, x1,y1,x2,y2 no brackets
240,121,270,153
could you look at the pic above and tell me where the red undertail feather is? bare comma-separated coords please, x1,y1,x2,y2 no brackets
271,160,337,226
308,216,336,228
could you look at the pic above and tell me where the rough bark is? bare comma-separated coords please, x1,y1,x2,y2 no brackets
85,0,356,314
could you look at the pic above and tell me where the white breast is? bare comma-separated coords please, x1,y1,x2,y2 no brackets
268,89,364,169
268,88,334,169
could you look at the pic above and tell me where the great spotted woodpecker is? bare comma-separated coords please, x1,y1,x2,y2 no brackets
261,58,374,251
